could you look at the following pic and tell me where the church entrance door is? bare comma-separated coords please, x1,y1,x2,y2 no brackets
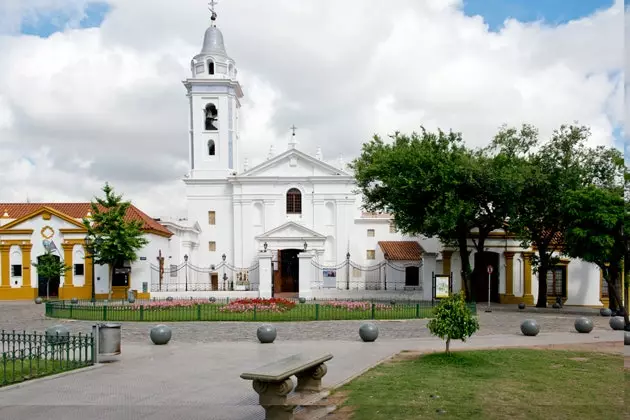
274,249,300,296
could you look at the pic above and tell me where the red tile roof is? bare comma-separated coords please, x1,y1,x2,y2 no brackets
0,203,172,237
378,241,423,261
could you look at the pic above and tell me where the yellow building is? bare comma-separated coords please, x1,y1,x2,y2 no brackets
0,203,172,301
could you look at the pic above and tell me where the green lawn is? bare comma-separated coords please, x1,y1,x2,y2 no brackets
336,348,624,419
47,302,459,322
1,358,91,387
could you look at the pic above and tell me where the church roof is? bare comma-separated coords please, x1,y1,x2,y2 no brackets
378,241,424,261
0,203,172,237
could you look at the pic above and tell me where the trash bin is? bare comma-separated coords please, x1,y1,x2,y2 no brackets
98,323,121,356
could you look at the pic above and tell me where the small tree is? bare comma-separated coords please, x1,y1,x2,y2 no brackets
427,292,479,354
83,183,149,300
32,251,71,300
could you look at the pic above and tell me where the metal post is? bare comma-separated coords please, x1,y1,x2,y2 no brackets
184,254,189,292
346,252,350,290
485,265,492,313
92,324,100,363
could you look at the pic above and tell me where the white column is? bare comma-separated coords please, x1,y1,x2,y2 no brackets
422,252,437,300
258,252,272,298
298,251,314,299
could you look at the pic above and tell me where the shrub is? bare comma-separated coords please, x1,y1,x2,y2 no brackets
427,292,479,354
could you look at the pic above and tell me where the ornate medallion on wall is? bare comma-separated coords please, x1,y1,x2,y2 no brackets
41,226,54,240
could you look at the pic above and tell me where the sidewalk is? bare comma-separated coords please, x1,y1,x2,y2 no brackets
0,331,623,420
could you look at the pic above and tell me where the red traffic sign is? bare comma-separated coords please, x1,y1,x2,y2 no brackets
487,265,493,274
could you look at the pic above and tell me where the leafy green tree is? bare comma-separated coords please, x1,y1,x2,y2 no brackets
498,124,619,307
82,183,148,300
427,292,479,354
562,183,627,325
32,251,71,300
351,128,478,299
352,127,529,301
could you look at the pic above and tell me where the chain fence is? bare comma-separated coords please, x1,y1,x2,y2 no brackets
150,261,259,292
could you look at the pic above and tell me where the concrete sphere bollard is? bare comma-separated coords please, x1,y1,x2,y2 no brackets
166,296,174,302
609,316,625,331
359,323,379,342
149,325,172,345
209,297,216,303
299,297,306,304
520,319,540,336
518,302,526,310
34,297,43,304
625,332,630,346
70,297,79,304
574,317,593,334
600,308,612,317
45,325,70,344
257,324,277,344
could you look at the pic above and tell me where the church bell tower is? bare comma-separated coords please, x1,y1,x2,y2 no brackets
183,2,243,179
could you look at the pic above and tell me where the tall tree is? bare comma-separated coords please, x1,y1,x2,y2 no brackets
83,183,149,300
32,251,71,300
503,124,621,307
561,182,627,325
352,128,482,300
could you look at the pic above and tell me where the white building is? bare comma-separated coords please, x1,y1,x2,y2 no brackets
0,9,610,307
151,11,610,307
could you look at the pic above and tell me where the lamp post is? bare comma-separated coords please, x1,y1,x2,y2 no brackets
184,254,189,292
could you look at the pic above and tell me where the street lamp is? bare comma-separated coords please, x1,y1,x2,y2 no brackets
184,254,189,292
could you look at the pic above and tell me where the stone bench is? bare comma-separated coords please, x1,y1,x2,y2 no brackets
240,352,334,420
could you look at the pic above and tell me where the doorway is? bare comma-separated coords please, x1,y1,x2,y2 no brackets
273,249,300,295
472,252,500,303
37,254,61,298
405,266,420,287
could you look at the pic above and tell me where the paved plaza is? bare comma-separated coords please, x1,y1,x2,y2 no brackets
0,302,625,419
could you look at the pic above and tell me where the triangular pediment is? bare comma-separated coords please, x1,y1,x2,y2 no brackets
0,206,86,231
256,221,326,240
239,148,351,178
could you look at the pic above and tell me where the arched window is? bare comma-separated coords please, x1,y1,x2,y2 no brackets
204,103,218,131
208,139,215,156
208,59,215,75
286,188,302,214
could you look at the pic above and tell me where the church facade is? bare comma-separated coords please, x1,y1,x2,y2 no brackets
0,10,612,307
152,11,610,308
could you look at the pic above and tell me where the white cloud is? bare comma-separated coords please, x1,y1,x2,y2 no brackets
0,0,624,218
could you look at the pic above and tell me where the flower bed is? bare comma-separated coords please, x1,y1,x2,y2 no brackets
131,299,210,310
218,298,296,313
321,301,392,311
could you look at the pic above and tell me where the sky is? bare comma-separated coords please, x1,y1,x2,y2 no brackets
0,0,625,219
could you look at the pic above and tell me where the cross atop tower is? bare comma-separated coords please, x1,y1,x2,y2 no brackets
288,125,298,149
208,0,218,21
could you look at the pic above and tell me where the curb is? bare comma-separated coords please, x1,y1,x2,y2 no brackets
0,363,103,392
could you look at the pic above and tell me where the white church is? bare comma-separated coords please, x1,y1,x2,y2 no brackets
0,8,610,307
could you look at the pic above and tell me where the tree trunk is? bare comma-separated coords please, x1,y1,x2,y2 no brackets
108,265,113,301
536,256,549,308
606,264,628,326
446,337,451,354
457,235,472,302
